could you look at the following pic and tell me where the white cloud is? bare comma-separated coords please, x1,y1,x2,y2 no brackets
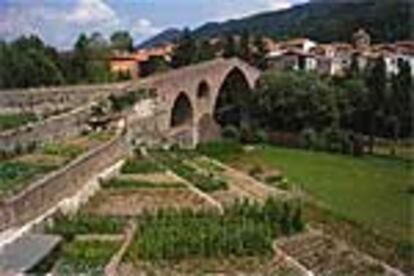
211,0,293,22
132,18,161,36
0,0,122,49
65,0,119,26
265,0,293,10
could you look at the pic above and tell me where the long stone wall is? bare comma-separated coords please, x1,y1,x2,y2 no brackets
0,134,129,231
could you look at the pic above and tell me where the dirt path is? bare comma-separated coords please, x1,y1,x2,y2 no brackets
105,219,137,276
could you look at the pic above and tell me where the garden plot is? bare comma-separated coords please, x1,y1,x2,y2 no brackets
84,187,213,216
149,149,260,207
29,214,127,274
55,239,121,275
276,230,394,275
119,199,305,275
183,154,289,206
83,155,217,216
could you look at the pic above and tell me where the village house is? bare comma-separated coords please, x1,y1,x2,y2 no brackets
265,29,414,77
109,43,174,79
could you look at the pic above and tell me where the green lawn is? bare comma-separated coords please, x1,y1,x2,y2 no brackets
225,146,412,243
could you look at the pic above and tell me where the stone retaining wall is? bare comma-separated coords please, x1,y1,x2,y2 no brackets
0,104,93,153
0,134,129,231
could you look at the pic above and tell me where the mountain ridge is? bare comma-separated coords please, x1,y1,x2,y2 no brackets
138,0,412,49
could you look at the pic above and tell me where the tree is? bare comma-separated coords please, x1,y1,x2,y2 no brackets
140,56,170,77
171,28,197,68
364,56,387,153
254,70,339,132
67,32,112,84
0,35,65,88
348,53,360,78
239,31,251,62
195,39,216,62
252,35,268,69
222,34,238,58
110,31,133,52
391,59,412,138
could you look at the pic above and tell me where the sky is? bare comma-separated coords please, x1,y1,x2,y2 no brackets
0,0,309,49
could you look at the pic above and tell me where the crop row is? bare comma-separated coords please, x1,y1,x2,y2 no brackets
127,198,304,261
150,149,228,192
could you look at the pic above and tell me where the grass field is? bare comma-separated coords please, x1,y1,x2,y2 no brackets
218,145,412,244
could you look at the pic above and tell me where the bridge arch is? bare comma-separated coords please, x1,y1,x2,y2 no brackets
213,67,252,128
170,92,194,128
197,80,210,99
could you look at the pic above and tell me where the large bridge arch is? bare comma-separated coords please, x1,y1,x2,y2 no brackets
211,67,253,129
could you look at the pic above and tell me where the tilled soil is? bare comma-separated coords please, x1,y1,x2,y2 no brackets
84,188,215,216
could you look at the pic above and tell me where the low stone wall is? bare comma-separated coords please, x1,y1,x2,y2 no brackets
0,104,93,153
0,134,129,231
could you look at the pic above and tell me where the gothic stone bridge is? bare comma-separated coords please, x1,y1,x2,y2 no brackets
142,58,261,146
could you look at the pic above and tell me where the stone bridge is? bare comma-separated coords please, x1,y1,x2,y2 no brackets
141,58,261,146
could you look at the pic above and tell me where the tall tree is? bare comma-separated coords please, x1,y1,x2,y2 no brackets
390,59,412,139
110,31,134,52
364,56,387,152
171,28,197,68
239,31,251,62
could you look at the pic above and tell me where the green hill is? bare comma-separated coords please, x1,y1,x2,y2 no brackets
194,0,412,43
130,0,406,47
